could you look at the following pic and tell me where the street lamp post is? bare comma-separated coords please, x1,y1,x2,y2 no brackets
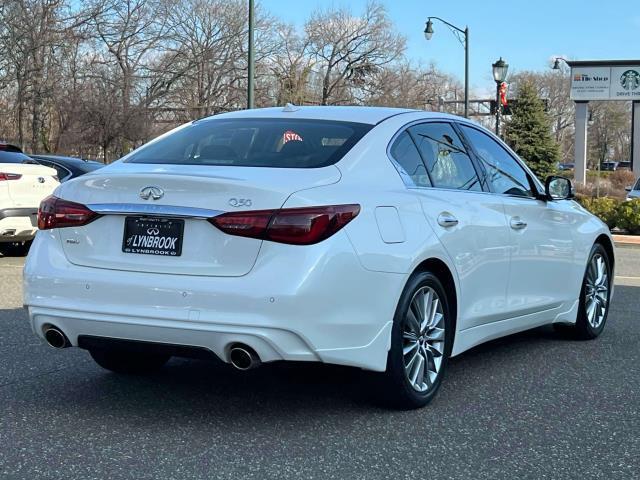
424,17,469,118
492,57,509,136
247,0,255,109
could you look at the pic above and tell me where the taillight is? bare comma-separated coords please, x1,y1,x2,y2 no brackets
208,204,360,245
0,173,22,181
38,195,99,230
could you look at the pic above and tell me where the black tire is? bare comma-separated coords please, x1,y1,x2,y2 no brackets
379,271,453,409
89,348,170,374
573,243,612,340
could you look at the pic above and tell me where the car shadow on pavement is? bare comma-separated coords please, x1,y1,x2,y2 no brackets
3,284,638,417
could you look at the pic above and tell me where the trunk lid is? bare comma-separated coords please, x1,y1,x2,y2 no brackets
57,163,341,276
0,163,58,207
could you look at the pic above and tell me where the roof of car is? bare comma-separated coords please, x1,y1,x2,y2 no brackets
206,106,452,125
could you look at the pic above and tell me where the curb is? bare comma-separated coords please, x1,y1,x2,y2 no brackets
613,234,640,247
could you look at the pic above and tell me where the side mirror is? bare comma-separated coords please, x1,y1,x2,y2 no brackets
625,186,632,192
545,175,574,200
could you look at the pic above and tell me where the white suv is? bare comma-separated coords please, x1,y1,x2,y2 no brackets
0,144,59,251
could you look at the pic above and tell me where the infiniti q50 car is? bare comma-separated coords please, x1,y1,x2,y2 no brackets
24,107,614,409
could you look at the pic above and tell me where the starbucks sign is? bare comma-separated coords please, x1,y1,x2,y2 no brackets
570,64,640,100
611,67,640,99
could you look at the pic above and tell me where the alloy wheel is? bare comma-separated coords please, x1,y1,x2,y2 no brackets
584,253,609,329
402,286,446,392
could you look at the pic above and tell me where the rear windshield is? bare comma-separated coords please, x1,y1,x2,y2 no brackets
0,151,34,163
125,118,372,168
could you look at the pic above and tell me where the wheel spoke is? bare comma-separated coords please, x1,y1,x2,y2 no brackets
406,308,421,336
414,354,426,388
415,290,426,322
426,327,444,342
404,349,419,376
586,298,597,325
403,331,417,341
429,341,444,357
595,257,605,285
409,353,424,386
427,298,439,330
403,341,419,356
588,260,597,284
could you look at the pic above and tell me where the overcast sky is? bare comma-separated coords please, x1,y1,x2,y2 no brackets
270,0,640,96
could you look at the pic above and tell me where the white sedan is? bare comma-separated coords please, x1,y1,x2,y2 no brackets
1,144,58,253
24,107,614,408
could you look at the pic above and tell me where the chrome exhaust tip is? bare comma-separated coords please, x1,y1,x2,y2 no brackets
229,345,260,371
43,327,69,349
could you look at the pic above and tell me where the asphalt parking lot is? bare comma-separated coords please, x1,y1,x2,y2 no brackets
1,248,639,479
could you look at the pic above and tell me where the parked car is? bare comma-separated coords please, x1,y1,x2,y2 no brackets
626,177,640,200
558,162,575,171
29,154,104,182
0,143,59,254
600,161,619,171
24,107,614,409
617,161,631,171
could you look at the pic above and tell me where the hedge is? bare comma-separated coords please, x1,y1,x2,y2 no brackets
575,196,640,234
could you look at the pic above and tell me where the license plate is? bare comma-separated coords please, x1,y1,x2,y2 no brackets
122,216,184,256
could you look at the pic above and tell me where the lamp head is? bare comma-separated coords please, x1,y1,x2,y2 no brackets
492,57,509,83
424,19,434,41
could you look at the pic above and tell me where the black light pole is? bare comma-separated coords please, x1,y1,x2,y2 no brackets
247,0,255,109
492,57,509,136
424,17,469,118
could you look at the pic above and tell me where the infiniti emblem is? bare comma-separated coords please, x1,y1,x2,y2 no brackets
147,228,160,235
140,186,164,201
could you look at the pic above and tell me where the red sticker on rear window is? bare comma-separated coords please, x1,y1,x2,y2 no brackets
283,130,303,143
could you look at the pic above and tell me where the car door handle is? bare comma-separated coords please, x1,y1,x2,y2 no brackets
437,212,459,228
510,217,527,230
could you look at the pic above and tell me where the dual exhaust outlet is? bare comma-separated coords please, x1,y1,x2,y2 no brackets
43,325,261,370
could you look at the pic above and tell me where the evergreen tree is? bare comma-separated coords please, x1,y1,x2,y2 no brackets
504,80,560,179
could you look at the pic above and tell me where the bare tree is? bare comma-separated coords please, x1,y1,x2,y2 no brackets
304,1,405,105
163,0,246,117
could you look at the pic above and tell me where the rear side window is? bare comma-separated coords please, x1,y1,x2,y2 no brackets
0,151,33,163
408,123,482,191
389,131,431,187
125,118,372,168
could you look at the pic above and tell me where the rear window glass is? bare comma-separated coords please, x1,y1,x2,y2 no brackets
0,151,34,163
125,118,372,168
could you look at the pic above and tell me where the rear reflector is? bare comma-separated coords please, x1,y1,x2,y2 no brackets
0,173,22,181
38,196,99,230
209,204,360,245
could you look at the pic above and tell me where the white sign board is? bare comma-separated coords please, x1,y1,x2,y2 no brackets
610,66,640,100
570,67,611,100
570,65,640,101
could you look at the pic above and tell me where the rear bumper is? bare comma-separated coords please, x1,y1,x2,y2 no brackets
0,209,38,241
24,230,406,371
0,207,38,220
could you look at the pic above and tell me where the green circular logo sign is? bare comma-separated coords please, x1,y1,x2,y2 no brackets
620,69,640,90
